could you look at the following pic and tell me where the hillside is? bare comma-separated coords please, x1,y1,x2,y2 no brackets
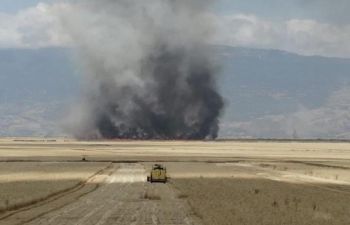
1,46,350,138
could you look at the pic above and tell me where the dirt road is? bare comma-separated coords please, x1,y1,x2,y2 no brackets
4,164,200,225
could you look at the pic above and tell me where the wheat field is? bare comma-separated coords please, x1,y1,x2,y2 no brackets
0,138,349,224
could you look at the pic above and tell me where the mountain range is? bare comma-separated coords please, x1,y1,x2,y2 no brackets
1,46,350,138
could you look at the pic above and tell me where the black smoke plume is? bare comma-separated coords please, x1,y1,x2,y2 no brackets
60,0,224,139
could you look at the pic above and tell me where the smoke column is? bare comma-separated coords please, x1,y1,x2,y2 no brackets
60,0,224,140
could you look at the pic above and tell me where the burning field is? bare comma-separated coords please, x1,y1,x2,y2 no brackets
0,138,350,225
59,0,224,140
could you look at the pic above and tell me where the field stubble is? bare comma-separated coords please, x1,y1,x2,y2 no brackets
0,162,109,213
0,139,350,225
173,178,350,225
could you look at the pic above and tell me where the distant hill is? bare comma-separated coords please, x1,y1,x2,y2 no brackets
0,48,79,103
216,46,350,138
216,46,350,120
0,48,79,136
1,46,350,138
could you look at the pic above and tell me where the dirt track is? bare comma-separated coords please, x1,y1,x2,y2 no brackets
3,163,199,225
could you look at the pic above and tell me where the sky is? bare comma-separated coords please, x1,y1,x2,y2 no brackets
0,0,326,19
1,0,350,58
0,0,54,12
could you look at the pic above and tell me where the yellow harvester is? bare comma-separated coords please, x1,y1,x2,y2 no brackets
147,164,167,183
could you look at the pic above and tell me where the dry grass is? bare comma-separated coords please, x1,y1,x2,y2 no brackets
0,162,108,212
0,138,350,223
257,162,350,183
173,178,350,225
1,138,350,162
143,192,161,201
177,193,188,199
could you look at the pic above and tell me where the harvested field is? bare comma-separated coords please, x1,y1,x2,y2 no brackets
1,138,350,162
173,178,350,225
0,162,109,213
0,138,349,225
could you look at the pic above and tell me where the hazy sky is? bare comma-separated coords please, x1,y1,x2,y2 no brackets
0,0,53,12
1,0,350,57
218,0,350,24
4,0,349,23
